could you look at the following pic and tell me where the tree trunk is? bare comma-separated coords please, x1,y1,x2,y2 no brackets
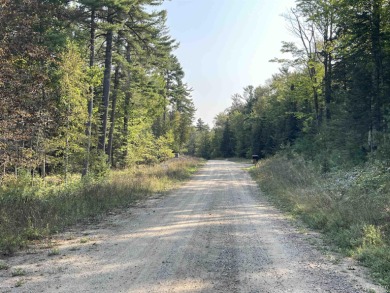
65,104,70,185
324,51,332,121
308,66,320,126
82,8,96,177
98,11,113,153
123,44,132,160
107,65,120,166
42,155,46,179
163,70,170,126
323,17,332,123
313,86,320,125
371,0,383,133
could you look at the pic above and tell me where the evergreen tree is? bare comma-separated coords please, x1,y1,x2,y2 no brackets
220,120,235,158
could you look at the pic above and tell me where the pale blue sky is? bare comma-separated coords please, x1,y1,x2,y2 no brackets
162,0,297,126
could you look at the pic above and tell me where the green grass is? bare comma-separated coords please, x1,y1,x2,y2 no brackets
79,238,90,244
249,154,390,290
0,157,203,255
0,260,9,270
15,279,24,287
11,268,26,277
47,248,60,256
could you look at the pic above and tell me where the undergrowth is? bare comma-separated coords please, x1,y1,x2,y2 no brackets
250,154,390,290
0,157,202,255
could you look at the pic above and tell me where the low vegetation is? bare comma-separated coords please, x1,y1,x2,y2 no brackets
250,154,390,289
0,260,9,270
0,157,202,255
11,268,26,277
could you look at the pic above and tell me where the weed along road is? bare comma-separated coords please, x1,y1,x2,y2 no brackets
0,161,385,293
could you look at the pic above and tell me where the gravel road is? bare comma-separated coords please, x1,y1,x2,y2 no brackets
0,160,385,293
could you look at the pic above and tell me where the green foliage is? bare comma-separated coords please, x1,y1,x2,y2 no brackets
210,0,390,172
196,131,212,159
124,124,175,166
0,0,193,178
185,119,212,159
220,119,235,158
87,151,111,179
358,247,390,288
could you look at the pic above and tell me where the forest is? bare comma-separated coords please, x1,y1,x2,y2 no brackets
0,0,195,180
3,0,389,186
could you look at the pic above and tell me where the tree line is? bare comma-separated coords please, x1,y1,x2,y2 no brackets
0,0,195,179
191,0,390,170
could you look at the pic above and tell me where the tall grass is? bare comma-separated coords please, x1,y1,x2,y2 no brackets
0,157,202,254
250,154,390,289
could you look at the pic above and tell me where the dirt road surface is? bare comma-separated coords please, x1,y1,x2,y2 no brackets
0,161,385,293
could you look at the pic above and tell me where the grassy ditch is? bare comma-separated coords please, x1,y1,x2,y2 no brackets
250,154,390,289
0,157,203,255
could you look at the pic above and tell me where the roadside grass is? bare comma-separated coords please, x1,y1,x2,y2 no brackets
249,154,390,289
0,260,9,270
0,157,203,255
47,248,61,256
11,268,26,277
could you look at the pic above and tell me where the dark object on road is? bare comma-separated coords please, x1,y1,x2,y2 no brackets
252,155,259,164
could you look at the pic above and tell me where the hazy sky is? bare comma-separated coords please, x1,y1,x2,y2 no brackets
162,0,297,126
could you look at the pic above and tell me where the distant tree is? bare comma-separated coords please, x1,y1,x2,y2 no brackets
220,120,235,158
196,118,208,132
196,130,211,159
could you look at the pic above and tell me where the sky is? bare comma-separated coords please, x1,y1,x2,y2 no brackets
161,0,297,126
